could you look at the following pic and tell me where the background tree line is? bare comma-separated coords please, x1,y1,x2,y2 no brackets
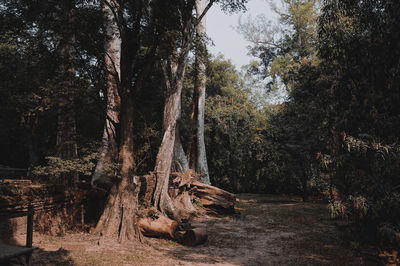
238,0,400,249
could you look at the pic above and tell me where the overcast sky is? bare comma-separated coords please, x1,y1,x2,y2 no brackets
206,0,278,69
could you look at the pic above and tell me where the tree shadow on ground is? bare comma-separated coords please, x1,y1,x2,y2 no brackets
150,194,371,265
32,248,75,265
150,214,263,265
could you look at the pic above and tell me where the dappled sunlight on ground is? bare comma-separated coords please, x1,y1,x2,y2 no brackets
32,194,371,265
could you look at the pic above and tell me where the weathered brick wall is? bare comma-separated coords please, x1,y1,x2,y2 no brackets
0,183,87,245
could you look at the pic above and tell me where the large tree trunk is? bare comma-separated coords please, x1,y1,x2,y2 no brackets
91,2,121,188
95,95,142,242
94,0,142,242
188,0,210,184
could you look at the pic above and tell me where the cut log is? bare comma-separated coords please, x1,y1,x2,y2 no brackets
173,191,198,220
175,228,207,246
192,181,235,213
138,215,178,239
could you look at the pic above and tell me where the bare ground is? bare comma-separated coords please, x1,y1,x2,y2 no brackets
31,194,377,265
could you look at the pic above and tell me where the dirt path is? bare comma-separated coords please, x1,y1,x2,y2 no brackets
32,194,371,265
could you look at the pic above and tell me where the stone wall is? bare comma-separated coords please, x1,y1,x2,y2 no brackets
0,183,87,245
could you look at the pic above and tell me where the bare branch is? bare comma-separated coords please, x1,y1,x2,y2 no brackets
195,0,216,27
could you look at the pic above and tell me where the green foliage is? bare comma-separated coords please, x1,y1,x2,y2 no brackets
328,196,368,220
315,0,400,245
238,0,320,92
181,56,269,192
182,55,301,193
239,0,329,197
33,155,95,180
0,0,104,171
31,143,120,184
204,81,260,192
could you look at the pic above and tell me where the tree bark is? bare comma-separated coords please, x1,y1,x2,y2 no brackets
172,110,189,173
56,96,78,161
95,95,142,243
188,0,210,184
153,0,216,217
94,0,142,242
91,2,121,188
152,0,193,215
56,6,78,186
152,62,184,217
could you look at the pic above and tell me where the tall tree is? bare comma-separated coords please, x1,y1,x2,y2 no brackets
56,2,79,185
95,0,161,242
91,1,121,189
188,0,211,184
153,0,247,216
237,0,319,92
153,1,195,217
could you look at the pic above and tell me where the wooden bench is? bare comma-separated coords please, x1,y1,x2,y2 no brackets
0,205,36,266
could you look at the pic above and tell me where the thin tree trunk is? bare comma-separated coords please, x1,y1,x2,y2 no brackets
151,4,194,217
27,129,39,177
172,103,189,173
152,0,216,216
301,170,309,202
57,6,78,186
92,2,121,188
188,0,210,184
56,95,77,161
153,60,186,217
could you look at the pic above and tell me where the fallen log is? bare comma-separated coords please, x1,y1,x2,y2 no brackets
137,215,178,239
170,170,235,213
192,181,235,213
